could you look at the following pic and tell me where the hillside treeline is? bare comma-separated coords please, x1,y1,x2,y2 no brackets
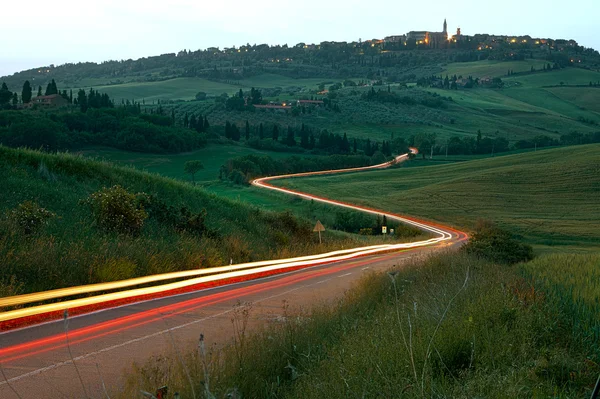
220,154,386,184
4,35,599,89
0,107,207,153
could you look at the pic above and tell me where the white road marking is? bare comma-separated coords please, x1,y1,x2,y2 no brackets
338,273,352,277
0,269,359,385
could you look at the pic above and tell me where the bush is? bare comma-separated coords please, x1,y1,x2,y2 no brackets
137,193,212,237
83,185,148,235
462,220,534,264
10,201,55,235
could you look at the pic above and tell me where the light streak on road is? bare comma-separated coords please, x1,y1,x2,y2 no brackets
0,152,466,327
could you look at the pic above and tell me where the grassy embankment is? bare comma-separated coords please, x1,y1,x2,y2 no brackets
0,146,422,296
122,252,600,398
121,144,600,398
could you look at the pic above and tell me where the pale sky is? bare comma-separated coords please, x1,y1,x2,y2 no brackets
1,0,598,77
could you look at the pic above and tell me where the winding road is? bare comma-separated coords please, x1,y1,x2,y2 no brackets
0,153,467,398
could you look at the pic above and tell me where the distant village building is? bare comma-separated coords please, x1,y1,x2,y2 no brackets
391,19,449,48
384,35,406,43
27,94,68,108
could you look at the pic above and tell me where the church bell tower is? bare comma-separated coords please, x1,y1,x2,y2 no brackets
443,18,447,34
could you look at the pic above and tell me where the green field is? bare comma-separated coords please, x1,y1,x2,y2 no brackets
442,59,549,78
505,67,600,87
546,86,600,113
273,144,600,251
76,74,347,103
154,65,600,147
79,144,306,183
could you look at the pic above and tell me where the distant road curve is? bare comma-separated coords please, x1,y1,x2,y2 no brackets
252,152,467,246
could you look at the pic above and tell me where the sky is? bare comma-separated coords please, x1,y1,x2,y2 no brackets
1,0,599,77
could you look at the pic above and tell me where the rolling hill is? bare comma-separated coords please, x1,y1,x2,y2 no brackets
273,144,600,251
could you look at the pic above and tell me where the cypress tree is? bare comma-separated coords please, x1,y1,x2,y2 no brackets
272,124,279,141
225,121,232,139
21,81,32,103
245,120,250,140
37,86,42,97
77,89,88,112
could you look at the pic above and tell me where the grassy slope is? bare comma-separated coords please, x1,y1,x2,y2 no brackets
442,59,550,78
0,146,401,294
78,144,307,183
163,66,600,146
273,144,600,251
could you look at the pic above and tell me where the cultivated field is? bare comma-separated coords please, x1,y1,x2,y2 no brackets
76,74,346,103
442,59,550,78
273,144,600,251
79,144,307,183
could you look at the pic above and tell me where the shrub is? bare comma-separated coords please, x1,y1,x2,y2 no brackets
10,201,55,235
137,193,212,237
83,185,147,235
461,220,534,264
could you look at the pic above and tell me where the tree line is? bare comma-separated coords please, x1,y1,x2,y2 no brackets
219,153,388,185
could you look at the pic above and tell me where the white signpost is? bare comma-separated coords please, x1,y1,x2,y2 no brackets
382,226,387,234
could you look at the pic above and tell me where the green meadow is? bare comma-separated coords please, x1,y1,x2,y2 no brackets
75,74,346,103
78,144,306,183
442,59,550,78
273,144,600,252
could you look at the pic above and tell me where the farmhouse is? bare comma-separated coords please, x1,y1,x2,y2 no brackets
28,94,69,108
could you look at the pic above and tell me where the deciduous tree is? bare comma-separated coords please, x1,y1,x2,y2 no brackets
184,160,204,184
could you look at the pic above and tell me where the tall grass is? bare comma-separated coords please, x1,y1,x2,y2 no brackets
120,252,600,398
524,254,600,351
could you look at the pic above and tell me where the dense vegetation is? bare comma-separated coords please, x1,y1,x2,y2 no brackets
220,153,389,185
0,146,407,295
3,32,599,91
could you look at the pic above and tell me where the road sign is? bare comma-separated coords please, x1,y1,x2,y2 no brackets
313,220,325,244
382,226,387,234
313,220,325,232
